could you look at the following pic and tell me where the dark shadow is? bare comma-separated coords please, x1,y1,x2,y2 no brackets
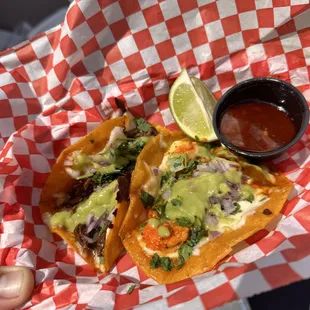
249,279,310,310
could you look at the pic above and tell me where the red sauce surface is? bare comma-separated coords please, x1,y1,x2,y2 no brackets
220,102,296,152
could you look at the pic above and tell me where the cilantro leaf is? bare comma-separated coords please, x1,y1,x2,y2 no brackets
168,154,187,172
160,173,171,186
171,195,183,207
127,285,136,295
177,243,193,268
187,222,205,247
177,221,204,268
178,159,198,178
246,193,255,203
139,222,147,231
176,217,192,227
150,253,161,269
153,202,167,219
231,202,242,215
149,253,173,271
92,171,118,185
204,142,219,150
259,196,267,202
160,257,173,271
140,191,155,208
135,118,152,133
185,159,198,173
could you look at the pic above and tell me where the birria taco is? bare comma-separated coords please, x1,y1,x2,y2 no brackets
120,134,293,284
40,114,165,272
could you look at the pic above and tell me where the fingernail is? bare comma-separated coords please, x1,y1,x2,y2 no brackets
0,271,24,299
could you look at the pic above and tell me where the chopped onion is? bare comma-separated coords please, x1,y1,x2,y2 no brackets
197,164,215,173
103,127,127,152
209,196,220,205
65,167,80,179
193,171,201,178
242,175,250,182
229,163,240,169
152,167,159,176
94,186,103,192
162,189,172,200
107,207,116,222
86,213,107,234
222,198,236,215
86,213,94,226
64,159,73,166
210,231,221,239
124,111,136,131
205,212,218,226
84,234,98,244
208,159,231,172
86,214,96,234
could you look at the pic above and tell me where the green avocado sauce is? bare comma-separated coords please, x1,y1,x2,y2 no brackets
164,169,243,223
50,180,118,232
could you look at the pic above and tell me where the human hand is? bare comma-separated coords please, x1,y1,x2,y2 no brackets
0,266,34,310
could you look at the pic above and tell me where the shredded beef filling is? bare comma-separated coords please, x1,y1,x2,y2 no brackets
124,126,158,138
74,217,111,256
57,178,95,211
116,171,131,203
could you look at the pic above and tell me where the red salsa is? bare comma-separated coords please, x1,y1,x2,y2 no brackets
219,102,296,152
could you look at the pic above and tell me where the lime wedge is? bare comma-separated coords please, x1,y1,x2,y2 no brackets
169,69,218,142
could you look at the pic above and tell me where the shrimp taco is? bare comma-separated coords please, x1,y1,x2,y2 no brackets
120,134,293,283
40,113,165,272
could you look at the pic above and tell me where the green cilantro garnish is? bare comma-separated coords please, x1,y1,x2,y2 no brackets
135,118,152,133
176,217,192,227
231,202,242,215
139,191,155,208
177,243,193,268
168,154,187,172
187,221,205,247
171,195,183,207
153,202,167,220
177,218,205,268
259,196,267,202
139,222,147,231
246,193,255,203
179,159,198,178
150,253,173,271
127,285,136,295
150,253,161,269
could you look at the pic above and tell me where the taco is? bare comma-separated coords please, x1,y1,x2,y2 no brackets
39,114,165,272
120,134,293,284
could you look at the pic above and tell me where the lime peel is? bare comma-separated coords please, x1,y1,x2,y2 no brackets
169,69,218,142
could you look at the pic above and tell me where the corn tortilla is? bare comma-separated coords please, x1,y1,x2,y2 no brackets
121,133,293,284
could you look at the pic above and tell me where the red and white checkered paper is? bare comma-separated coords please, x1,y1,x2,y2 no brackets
0,0,310,309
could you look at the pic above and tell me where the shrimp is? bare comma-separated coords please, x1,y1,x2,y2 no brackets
142,222,189,251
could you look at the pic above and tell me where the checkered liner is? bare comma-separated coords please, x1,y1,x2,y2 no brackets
0,0,310,309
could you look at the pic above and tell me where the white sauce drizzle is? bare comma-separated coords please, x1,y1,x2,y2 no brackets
137,235,179,258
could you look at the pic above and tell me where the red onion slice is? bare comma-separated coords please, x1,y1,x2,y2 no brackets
162,189,172,200
210,231,221,239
